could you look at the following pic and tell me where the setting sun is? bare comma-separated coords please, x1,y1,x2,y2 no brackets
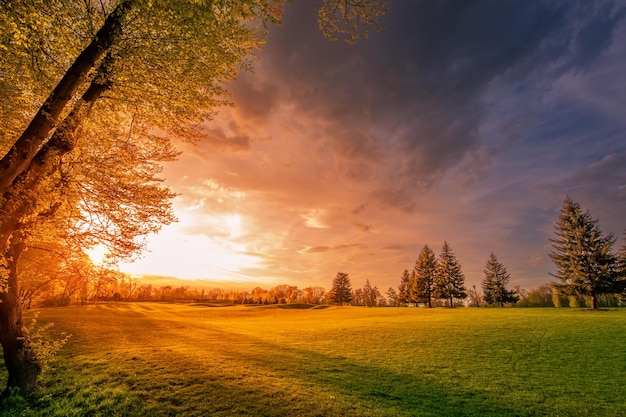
86,244,108,265
119,205,264,282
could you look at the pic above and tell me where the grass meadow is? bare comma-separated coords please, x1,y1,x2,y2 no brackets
1,303,625,416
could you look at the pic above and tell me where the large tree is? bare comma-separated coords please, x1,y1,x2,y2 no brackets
411,244,436,308
330,272,353,306
481,253,518,307
433,241,467,308
549,198,622,310
0,0,389,398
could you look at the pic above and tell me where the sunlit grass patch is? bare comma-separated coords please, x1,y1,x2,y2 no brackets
1,304,625,416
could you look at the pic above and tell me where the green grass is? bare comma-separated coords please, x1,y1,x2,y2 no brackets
2,304,625,416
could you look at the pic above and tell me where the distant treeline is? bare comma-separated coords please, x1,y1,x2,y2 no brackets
24,269,622,309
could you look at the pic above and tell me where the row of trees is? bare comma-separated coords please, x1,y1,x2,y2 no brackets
394,242,472,308
389,198,626,309
19,198,626,311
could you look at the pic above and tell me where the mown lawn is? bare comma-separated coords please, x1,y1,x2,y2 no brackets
2,304,625,416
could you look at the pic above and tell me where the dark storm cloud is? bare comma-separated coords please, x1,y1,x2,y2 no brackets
232,0,625,209
562,152,626,233
125,0,626,288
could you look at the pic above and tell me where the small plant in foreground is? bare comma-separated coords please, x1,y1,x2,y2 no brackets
26,313,71,372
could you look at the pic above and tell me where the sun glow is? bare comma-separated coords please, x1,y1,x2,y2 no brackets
119,208,263,282
225,214,242,237
86,244,108,265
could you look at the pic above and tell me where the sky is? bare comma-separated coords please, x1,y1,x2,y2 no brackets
119,0,626,292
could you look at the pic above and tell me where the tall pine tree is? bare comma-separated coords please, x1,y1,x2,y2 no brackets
330,272,353,306
433,241,467,307
481,253,518,307
549,198,621,310
412,245,437,308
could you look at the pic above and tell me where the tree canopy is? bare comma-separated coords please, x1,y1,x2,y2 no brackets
433,241,467,308
0,0,389,398
549,198,623,310
330,272,353,306
481,253,518,307
412,244,436,308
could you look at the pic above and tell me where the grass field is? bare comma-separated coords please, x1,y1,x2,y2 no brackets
1,303,625,416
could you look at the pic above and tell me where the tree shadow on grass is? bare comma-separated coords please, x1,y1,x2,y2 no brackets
197,329,530,417
12,307,541,417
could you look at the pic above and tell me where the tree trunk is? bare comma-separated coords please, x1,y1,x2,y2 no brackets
0,238,41,399
0,60,113,399
591,293,598,310
449,295,453,308
0,0,135,195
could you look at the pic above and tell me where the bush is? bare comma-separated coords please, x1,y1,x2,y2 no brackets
26,313,71,371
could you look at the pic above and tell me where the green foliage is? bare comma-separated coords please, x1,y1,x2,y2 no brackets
2,304,626,416
318,0,390,44
551,288,566,308
516,284,555,307
481,253,519,307
550,198,623,309
358,279,380,307
411,244,436,307
25,313,71,372
433,241,467,307
385,287,399,306
0,0,391,401
330,272,353,305
397,269,410,304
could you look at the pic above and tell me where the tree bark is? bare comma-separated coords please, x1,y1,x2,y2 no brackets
0,62,113,399
0,0,135,195
0,237,41,399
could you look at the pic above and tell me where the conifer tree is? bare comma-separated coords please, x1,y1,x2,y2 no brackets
433,241,467,307
331,272,353,306
397,269,411,304
412,245,437,308
386,287,399,306
362,279,380,307
549,198,622,310
481,253,518,307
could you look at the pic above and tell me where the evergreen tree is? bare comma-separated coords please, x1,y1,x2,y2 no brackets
362,279,380,307
433,241,467,307
481,253,519,307
549,198,622,310
386,287,399,306
397,269,411,304
412,244,437,307
330,272,353,306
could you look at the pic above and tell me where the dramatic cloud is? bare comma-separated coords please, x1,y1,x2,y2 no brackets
121,0,626,291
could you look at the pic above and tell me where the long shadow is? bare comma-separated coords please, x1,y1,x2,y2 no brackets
22,307,541,416
146,324,532,416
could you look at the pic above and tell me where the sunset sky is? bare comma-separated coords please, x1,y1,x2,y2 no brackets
120,1,626,292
